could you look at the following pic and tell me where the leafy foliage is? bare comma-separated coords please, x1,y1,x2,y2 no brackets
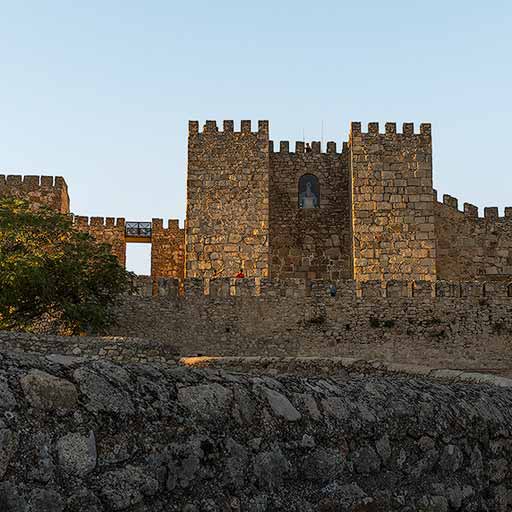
0,197,132,334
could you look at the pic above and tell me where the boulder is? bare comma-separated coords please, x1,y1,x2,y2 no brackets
56,431,97,477
20,370,77,411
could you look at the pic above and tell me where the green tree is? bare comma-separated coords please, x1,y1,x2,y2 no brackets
0,197,132,334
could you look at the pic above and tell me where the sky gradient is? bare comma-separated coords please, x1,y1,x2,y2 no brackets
1,1,511,273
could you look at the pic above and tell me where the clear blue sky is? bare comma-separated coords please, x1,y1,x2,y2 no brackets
1,1,511,274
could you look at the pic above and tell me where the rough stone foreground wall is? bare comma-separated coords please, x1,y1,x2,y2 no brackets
74,216,127,267
435,194,512,280
0,174,69,213
0,331,178,363
1,351,512,511
150,219,185,282
108,278,512,372
349,122,436,282
269,141,352,280
186,120,270,279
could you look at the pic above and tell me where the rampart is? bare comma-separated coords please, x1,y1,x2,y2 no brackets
0,174,69,213
72,216,185,280
434,190,512,280
1,349,512,510
108,276,512,373
269,140,352,279
73,215,127,267
0,173,186,280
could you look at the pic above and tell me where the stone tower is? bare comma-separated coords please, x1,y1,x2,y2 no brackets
186,120,270,278
349,122,435,282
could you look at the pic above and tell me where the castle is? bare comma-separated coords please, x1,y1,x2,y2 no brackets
4,122,512,512
2,120,512,286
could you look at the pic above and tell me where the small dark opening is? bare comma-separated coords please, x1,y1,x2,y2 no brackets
298,174,320,209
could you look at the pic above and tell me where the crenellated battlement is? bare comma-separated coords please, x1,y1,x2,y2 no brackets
436,191,512,221
130,276,512,300
188,119,269,136
349,121,432,137
73,215,126,228
0,174,68,191
151,218,182,233
269,140,344,155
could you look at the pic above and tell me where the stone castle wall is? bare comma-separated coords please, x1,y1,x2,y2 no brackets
108,277,512,373
269,140,352,280
73,216,185,282
73,215,127,267
0,174,69,213
150,219,185,283
0,174,185,282
435,192,512,280
186,120,270,278
349,122,436,282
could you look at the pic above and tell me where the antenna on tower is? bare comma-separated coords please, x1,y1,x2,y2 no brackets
302,128,305,143
321,120,324,145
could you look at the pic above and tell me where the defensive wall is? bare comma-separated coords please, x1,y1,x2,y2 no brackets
73,215,128,267
72,215,184,282
104,276,512,373
151,218,185,283
2,349,512,510
434,190,512,281
0,175,185,282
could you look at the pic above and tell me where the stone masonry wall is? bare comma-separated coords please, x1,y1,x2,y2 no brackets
108,277,512,374
0,331,178,364
74,216,185,285
349,122,436,282
74,216,127,267
435,193,512,281
150,218,185,283
0,174,69,213
269,141,352,280
2,350,512,510
186,120,270,278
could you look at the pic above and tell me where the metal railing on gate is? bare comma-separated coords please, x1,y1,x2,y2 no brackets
125,221,152,238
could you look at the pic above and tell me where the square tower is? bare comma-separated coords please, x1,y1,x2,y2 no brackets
349,122,436,282
186,120,270,278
